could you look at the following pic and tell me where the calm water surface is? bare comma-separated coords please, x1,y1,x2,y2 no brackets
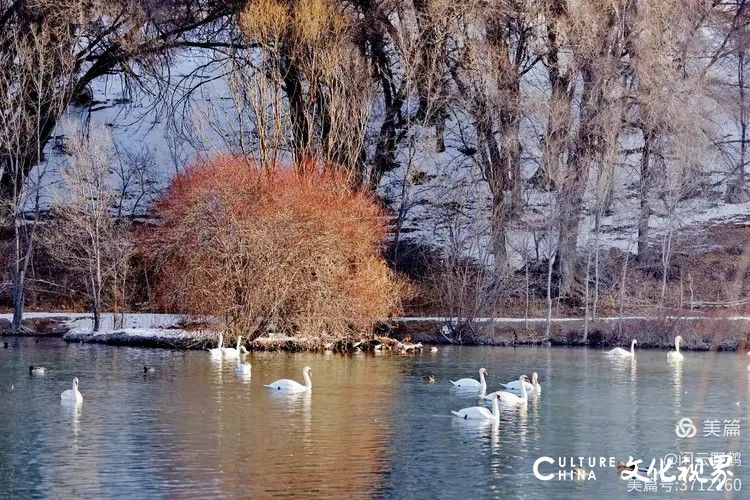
0,338,748,498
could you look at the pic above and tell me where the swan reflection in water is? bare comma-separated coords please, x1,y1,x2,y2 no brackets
268,389,312,434
672,358,683,413
235,360,252,383
61,398,82,439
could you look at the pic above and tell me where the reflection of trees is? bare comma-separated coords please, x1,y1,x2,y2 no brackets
158,354,400,496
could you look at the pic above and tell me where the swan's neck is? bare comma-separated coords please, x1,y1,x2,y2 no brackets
303,371,312,389
479,371,486,392
675,338,681,353
491,396,500,418
218,334,223,349
631,341,636,355
519,378,527,399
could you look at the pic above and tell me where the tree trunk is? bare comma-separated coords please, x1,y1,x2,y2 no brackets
487,16,524,213
727,49,750,203
11,216,34,333
478,119,510,274
636,127,655,263
535,0,571,191
545,252,556,341
490,193,510,273
362,3,403,191
557,61,602,297
279,52,310,165
11,268,24,333
618,241,632,336
91,271,101,332
500,105,523,213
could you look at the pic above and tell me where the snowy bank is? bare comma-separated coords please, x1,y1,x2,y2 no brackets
0,312,190,336
6,311,750,351
64,327,216,350
63,329,352,351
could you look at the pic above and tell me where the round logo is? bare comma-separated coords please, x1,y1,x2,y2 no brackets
675,417,697,438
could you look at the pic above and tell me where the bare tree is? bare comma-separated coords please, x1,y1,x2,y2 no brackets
43,123,133,331
0,0,244,204
237,0,374,181
0,21,76,331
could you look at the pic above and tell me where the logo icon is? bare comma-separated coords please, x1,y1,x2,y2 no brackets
675,417,697,438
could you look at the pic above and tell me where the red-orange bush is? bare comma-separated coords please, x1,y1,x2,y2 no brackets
140,155,406,340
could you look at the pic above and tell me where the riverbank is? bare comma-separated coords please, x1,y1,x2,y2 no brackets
0,312,186,337
62,328,346,351
3,311,750,352
397,315,750,351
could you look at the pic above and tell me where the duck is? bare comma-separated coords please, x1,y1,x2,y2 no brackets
208,333,224,359
667,335,684,362
29,365,46,376
3,341,8,349
572,466,586,480
616,461,649,478
451,393,501,421
60,377,83,403
423,374,436,383
222,335,248,359
430,346,438,353
605,339,637,358
143,366,155,374
500,372,541,396
264,366,312,393
450,367,488,392
483,375,529,405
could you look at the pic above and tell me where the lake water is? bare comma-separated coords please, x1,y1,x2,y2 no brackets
0,338,748,499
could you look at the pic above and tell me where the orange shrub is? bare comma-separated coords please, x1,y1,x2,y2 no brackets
141,155,405,340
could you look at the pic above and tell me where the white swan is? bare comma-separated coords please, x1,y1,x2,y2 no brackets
452,393,501,421
605,339,637,358
60,377,83,403
222,336,249,359
208,333,224,359
483,375,529,405
500,372,541,396
264,366,312,393
29,365,46,376
668,335,684,362
450,368,488,392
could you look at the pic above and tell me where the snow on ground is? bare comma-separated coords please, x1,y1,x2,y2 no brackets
63,326,215,349
0,312,188,331
66,326,197,339
7,311,750,328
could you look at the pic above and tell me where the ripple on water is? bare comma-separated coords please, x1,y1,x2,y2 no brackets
0,339,747,498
